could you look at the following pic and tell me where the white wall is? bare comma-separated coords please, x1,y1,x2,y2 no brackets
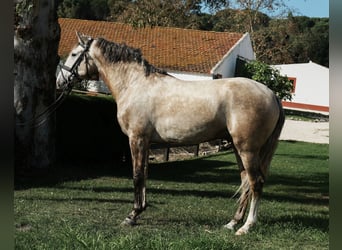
210,33,255,78
87,80,111,93
168,71,212,81
274,61,329,107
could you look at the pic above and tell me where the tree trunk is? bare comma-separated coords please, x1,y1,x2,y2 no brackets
14,0,60,169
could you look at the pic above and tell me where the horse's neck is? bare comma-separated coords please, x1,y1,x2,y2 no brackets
90,44,171,101
96,58,147,100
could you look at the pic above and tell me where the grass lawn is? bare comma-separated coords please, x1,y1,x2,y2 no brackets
14,141,328,249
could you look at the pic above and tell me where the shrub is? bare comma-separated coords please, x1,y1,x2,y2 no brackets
238,60,293,101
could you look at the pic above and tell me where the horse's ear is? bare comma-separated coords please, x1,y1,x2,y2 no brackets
76,31,93,45
76,31,85,44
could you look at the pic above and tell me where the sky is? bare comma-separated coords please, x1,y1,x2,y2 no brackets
211,0,330,18
283,0,329,18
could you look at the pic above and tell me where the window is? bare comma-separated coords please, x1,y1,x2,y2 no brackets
288,77,297,93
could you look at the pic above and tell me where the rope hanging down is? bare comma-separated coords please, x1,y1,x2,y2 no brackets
15,39,94,128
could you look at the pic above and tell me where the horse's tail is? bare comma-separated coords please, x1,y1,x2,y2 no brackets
260,96,285,178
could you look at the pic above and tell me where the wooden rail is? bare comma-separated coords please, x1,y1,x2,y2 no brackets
150,143,200,161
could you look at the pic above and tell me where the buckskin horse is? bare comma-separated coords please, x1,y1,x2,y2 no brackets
56,32,284,235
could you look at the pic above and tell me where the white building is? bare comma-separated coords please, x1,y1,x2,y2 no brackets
273,61,329,114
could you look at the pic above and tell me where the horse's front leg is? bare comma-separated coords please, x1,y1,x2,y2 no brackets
121,136,149,226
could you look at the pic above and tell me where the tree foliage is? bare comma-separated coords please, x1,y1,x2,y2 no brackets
230,0,287,33
113,0,203,28
253,15,329,66
58,0,109,20
210,8,270,32
237,60,293,100
56,0,329,67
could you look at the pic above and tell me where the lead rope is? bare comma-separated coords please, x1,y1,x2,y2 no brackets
15,38,94,128
15,79,73,128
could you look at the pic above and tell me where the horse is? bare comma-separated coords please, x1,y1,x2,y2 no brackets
56,32,285,235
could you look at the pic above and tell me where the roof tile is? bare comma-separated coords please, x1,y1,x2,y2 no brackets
58,18,243,74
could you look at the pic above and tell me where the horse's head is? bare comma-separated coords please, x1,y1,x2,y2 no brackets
56,32,99,89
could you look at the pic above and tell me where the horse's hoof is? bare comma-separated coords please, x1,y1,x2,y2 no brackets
235,228,248,236
223,222,235,230
120,217,137,226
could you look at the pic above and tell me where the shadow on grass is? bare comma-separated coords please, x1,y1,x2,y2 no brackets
267,172,328,191
276,153,329,161
15,154,239,190
20,195,133,205
16,158,328,205
264,171,329,206
55,185,236,200
148,155,238,184
15,162,130,190
263,191,328,206
15,143,328,207
265,213,329,233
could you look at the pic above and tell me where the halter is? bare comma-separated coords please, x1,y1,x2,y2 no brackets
16,38,94,128
59,38,94,82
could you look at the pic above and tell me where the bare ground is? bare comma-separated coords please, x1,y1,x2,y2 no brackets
279,119,329,144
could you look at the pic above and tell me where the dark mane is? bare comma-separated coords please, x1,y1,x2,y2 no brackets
96,38,168,77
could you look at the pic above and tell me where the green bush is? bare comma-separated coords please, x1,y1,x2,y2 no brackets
238,60,294,101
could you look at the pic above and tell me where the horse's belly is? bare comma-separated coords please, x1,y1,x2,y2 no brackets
152,117,227,144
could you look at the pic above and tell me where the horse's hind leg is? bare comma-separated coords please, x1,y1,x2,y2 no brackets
224,148,249,230
235,151,264,235
121,136,149,226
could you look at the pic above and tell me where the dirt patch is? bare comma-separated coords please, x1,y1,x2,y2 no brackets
149,141,230,162
279,119,329,144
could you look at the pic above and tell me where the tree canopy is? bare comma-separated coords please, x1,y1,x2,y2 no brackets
57,0,329,67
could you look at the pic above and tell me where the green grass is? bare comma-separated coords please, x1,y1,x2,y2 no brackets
14,141,329,249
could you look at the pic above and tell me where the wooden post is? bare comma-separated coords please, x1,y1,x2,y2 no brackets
194,144,200,156
163,147,170,161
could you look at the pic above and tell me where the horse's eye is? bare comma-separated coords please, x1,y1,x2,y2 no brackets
71,53,77,57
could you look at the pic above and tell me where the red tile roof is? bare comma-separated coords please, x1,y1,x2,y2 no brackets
58,18,243,74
